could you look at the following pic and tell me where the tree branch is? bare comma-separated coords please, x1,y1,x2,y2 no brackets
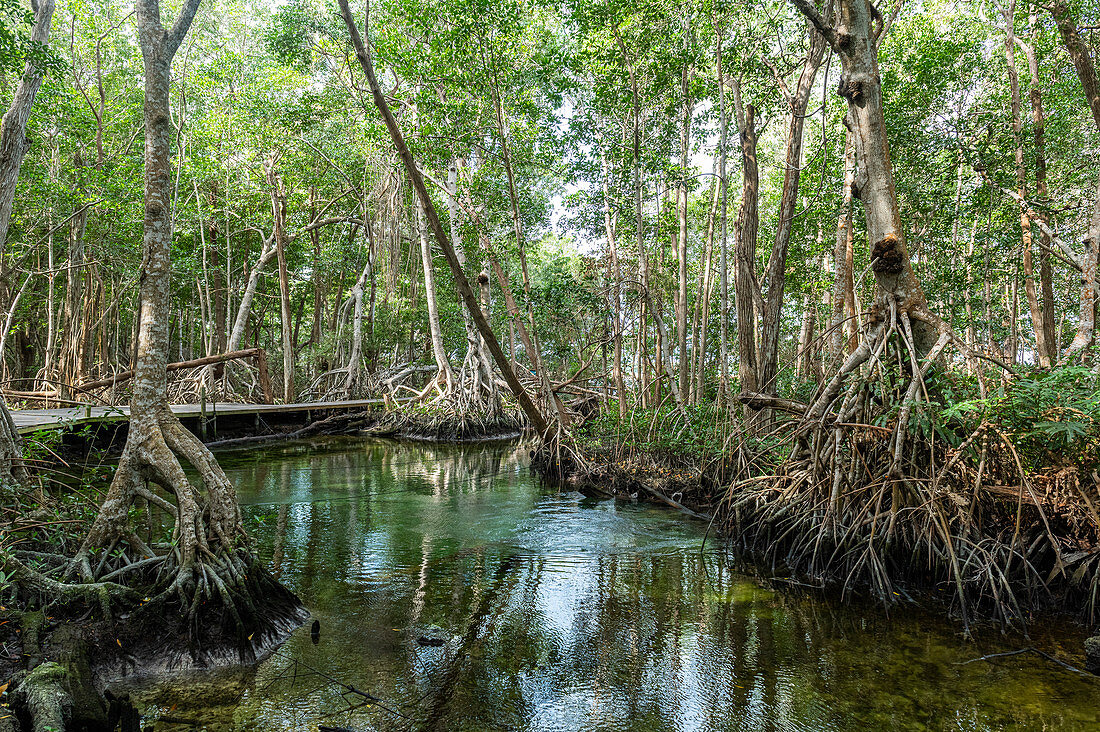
789,0,838,50
166,0,203,56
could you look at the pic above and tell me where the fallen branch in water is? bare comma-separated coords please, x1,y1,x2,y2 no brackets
268,648,409,719
954,646,1094,677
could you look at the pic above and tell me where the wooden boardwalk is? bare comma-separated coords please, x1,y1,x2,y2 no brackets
9,399,389,435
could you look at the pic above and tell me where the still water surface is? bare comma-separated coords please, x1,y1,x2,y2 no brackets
135,437,1099,731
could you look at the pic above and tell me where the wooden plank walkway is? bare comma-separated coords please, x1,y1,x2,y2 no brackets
9,399,389,435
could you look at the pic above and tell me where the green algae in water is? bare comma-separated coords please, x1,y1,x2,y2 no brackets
129,438,1100,731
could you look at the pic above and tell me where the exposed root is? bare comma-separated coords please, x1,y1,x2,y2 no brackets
16,401,310,656
1,548,141,614
374,340,521,439
725,299,1100,627
16,661,69,732
372,399,525,441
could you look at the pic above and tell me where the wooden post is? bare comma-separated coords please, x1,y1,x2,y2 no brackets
199,385,207,441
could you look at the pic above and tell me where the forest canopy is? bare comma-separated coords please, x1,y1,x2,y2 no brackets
0,0,1093,410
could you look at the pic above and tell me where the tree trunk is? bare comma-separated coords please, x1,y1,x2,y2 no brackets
226,239,277,353
793,0,935,353
758,21,828,398
447,157,496,410
613,28,654,410
1004,2,1050,367
415,198,453,387
714,19,731,408
1049,1,1100,361
599,141,626,416
1051,1,1100,131
1065,182,1100,360
1023,17,1056,363
795,292,819,380
965,219,979,378
209,210,226,354
692,178,718,403
266,159,295,402
344,262,368,396
830,129,857,363
0,0,56,255
676,64,692,402
337,0,548,435
79,0,255,599
489,80,569,425
308,187,324,347
0,0,55,494
1007,277,1019,365
730,77,760,414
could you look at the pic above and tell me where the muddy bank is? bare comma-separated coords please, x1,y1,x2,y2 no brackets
1,587,307,731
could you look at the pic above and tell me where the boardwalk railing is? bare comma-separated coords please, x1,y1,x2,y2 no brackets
9,399,392,436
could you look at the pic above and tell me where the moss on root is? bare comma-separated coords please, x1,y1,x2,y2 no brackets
17,662,68,732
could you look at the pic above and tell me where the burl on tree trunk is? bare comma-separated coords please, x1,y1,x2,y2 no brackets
792,0,941,358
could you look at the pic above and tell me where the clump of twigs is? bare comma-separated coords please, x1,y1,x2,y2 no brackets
371,397,525,441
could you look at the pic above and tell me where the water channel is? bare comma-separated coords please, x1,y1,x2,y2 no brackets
129,437,1100,731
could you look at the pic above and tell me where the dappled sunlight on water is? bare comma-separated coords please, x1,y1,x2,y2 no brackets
132,437,1100,731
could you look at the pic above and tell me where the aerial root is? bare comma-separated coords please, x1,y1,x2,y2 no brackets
723,302,1091,627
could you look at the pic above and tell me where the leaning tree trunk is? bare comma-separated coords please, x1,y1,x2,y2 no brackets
226,238,277,353
489,77,570,427
338,0,548,437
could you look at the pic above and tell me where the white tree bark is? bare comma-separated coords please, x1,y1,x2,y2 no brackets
0,0,56,254
416,198,453,387
226,239,277,353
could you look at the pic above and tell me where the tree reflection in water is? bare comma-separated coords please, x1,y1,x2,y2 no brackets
129,438,1099,732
